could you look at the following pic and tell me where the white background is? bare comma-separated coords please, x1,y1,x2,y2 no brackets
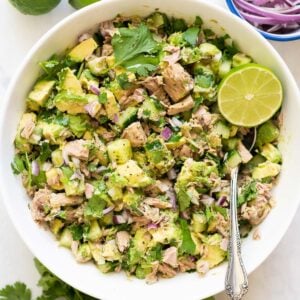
0,0,299,299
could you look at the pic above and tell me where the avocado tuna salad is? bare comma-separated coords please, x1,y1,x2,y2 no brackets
12,13,282,283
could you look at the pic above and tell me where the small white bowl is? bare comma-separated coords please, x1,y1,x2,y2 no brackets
0,0,300,299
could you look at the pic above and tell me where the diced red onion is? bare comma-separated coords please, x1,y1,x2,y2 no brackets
161,127,173,141
78,33,92,43
220,238,229,251
84,101,99,118
70,170,83,181
180,210,190,220
170,117,183,128
167,168,177,180
103,206,114,215
166,189,177,209
62,149,70,165
113,114,119,124
200,195,215,206
147,223,159,230
216,196,227,207
113,214,127,224
89,85,100,95
31,160,40,176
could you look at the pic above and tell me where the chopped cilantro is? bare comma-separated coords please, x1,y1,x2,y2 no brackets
11,154,26,175
68,224,83,241
0,282,31,300
98,92,108,104
84,196,106,219
238,181,257,207
179,218,196,255
183,27,200,47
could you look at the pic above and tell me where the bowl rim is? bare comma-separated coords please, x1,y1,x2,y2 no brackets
225,0,300,42
1,0,300,299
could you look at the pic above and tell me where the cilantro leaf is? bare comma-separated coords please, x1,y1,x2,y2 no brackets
68,224,84,241
39,142,52,163
34,259,96,300
11,154,26,175
183,27,200,47
98,92,107,104
238,181,257,207
0,282,31,300
179,218,196,255
116,73,133,90
112,24,158,65
84,196,106,219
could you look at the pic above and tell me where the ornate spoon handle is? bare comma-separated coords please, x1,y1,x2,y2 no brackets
225,167,248,300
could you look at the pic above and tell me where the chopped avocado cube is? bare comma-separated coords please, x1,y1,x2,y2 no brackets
222,137,240,151
46,168,63,190
87,56,108,76
146,12,168,30
145,136,175,175
50,219,64,235
79,69,99,91
39,121,71,144
252,161,281,179
232,53,252,67
139,97,163,122
214,120,230,139
26,80,55,111
244,154,266,172
197,244,226,269
256,121,280,148
107,139,132,164
68,38,98,63
117,107,138,129
54,92,89,115
261,143,282,163
165,134,186,150
58,68,83,94
102,89,120,121
87,220,102,242
123,190,142,212
151,223,181,245
51,149,64,167
116,160,153,188
224,150,242,171
59,228,73,248
191,212,207,233
219,59,232,78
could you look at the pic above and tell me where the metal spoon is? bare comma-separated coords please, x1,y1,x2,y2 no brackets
225,128,257,300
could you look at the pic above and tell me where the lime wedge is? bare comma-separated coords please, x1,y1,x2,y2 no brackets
218,64,283,127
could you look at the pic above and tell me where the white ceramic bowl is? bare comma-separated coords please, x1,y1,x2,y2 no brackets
1,0,300,299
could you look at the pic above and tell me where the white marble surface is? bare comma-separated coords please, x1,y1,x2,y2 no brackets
0,0,299,299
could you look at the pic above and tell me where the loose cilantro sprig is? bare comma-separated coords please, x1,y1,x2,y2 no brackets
179,218,196,255
0,259,97,300
112,24,159,76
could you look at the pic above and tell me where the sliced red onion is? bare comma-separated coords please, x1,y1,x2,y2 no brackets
89,85,100,95
167,168,177,180
161,127,173,141
113,214,127,224
78,33,92,43
200,195,215,206
147,223,159,230
103,206,114,215
31,160,40,176
285,0,300,5
216,196,227,207
267,24,283,32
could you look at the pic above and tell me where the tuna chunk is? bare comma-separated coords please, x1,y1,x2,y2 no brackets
163,45,181,65
85,183,94,199
63,140,89,161
121,122,147,147
20,116,36,140
99,21,116,41
162,246,178,268
167,95,194,115
30,188,51,222
162,63,194,102
143,197,172,209
101,44,113,56
142,76,170,106
237,141,253,163
116,231,131,252
120,88,146,109
50,193,83,208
